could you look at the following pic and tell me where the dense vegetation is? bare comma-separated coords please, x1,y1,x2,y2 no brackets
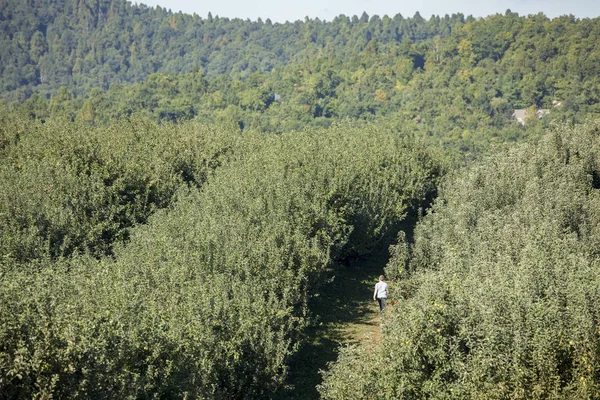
0,0,464,100
0,116,241,266
319,120,600,399
3,2,600,154
0,117,443,398
3,1,600,398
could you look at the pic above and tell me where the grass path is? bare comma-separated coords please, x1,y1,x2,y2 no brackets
275,246,390,400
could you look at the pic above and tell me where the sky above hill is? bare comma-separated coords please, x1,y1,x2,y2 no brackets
137,0,600,23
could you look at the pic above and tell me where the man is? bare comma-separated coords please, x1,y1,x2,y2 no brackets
373,275,388,312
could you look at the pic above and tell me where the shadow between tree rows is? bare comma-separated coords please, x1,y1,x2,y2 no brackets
274,217,419,400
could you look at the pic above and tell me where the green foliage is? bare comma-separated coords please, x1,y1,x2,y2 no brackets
320,119,600,399
0,121,443,398
6,12,600,157
0,116,240,266
4,2,600,396
0,0,461,102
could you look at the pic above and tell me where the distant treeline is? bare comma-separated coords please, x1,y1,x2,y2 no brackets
0,0,466,101
3,2,600,155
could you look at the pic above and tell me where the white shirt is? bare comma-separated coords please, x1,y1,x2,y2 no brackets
375,281,388,299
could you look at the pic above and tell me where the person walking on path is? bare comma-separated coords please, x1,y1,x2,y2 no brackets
373,275,388,312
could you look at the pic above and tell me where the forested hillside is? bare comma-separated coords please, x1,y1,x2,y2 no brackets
3,1,600,154
0,0,462,101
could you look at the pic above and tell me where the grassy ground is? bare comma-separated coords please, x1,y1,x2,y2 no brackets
274,246,390,400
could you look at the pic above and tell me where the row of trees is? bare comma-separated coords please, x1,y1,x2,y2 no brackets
320,119,600,398
0,116,241,265
0,117,443,398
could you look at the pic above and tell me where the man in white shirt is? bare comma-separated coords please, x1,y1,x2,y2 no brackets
373,275,388,312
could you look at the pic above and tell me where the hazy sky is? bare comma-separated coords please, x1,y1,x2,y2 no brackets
137,0,600,23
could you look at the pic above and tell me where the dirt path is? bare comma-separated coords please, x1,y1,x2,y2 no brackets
338,289,382,349
331,269,384,350
274,248,389,400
